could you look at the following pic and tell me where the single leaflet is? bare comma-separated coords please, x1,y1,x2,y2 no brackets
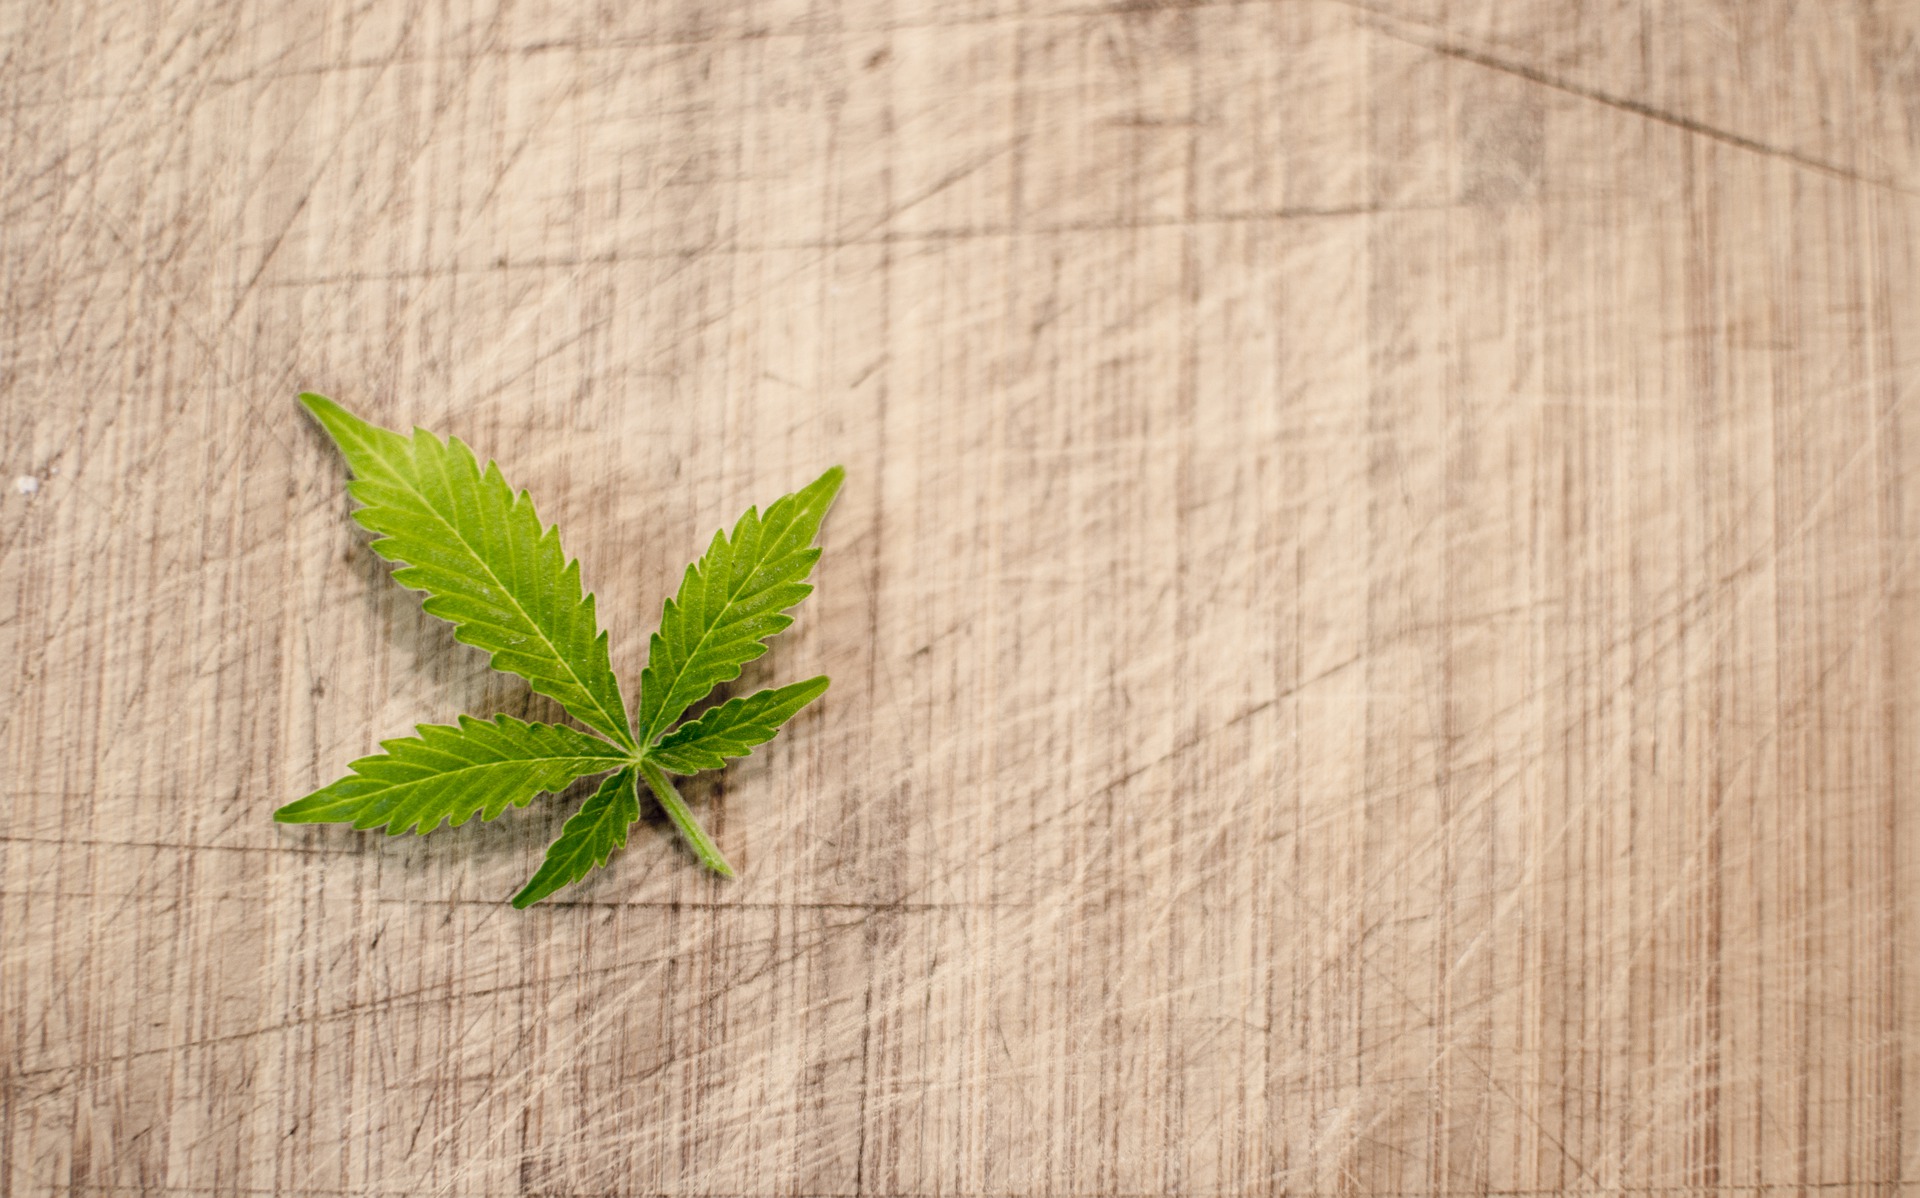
276,394,841,907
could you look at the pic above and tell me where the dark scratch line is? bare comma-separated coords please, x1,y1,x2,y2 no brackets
1371,22,1911,195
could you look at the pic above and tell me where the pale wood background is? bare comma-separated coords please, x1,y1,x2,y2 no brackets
3,2,1917,1194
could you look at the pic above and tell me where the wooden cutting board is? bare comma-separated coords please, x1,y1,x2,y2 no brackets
3,2,1914,1193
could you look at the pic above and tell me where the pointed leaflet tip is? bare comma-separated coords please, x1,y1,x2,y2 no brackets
811,464,845,499
794,466,845,524
298,391,341,420
297,391,411,474
298,391,362,439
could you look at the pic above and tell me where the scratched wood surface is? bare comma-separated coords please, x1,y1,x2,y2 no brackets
3,2,1917,1194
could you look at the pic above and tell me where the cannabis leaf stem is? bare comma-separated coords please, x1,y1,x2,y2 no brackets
638,759,735,878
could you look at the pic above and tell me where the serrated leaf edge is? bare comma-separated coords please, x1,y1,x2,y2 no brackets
273,713,629,836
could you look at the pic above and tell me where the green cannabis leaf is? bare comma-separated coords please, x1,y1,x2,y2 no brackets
633,469,842,744
649,676,831,775
277,394,840,906
276,715,628,835
510,767,641,908
298,394,634,748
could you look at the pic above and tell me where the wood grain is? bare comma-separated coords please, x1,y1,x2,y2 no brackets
2,2,1915,1193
